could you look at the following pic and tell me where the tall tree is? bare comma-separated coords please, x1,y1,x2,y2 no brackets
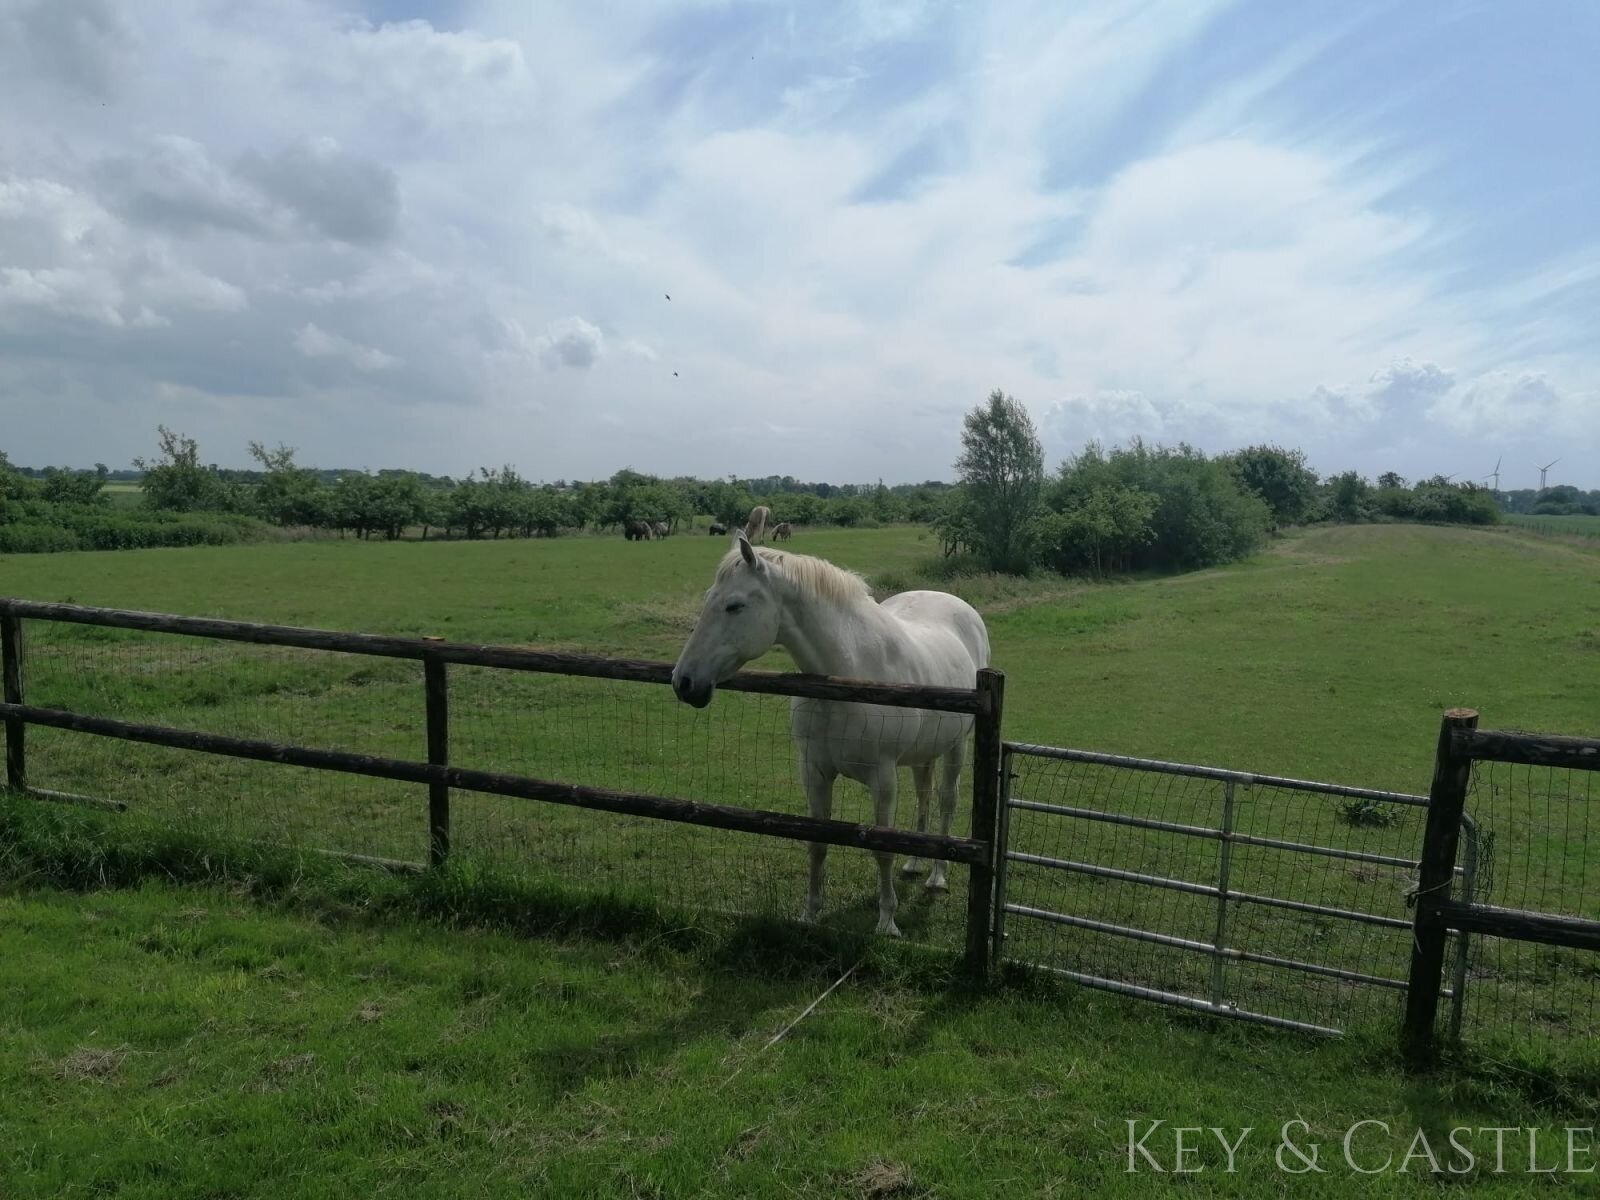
951,389,1045,573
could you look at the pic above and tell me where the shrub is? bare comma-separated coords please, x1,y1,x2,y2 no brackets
1221,445,1319,527
1047,441,1271,572
0,506,273,554
1369,482,1499,526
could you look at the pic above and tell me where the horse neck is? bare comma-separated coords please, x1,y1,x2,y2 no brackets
774,582,886,679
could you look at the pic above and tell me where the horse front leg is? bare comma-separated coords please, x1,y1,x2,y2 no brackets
801,761,835,924
900,762,934,877
869,764,901,937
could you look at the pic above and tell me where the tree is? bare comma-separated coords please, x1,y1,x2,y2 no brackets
1039,484,1157,576
40,469,107,506
134,426,231,512
783,492,825,526
952,389,1045,573
1222,445,1318,528
1327,471,1371,523
247,441,327,527
1377,471,1406,490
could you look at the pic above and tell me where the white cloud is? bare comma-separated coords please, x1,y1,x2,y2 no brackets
1042,391,1169,453
294,322,398,371
536,317,605,370
0,1,1594,486
0,174,245,327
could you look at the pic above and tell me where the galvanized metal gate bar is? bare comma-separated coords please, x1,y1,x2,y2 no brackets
996,743,1465,1036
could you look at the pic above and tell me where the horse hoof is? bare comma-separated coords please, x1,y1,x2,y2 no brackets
876,920,902,938
899,858,925,876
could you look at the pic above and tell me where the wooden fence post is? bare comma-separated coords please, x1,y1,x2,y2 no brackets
424,651,450,868
965,667,1005,982
2,613,24,792
1403,707,1478,1066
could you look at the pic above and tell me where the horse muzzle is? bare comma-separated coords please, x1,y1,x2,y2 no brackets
671,673,715,709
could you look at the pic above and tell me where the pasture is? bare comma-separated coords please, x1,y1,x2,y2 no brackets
3,521,1599,1196
1504,512,1600,540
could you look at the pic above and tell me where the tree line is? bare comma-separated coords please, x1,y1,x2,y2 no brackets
936,390,1505,579
1,403,1545,563
1,427,954,552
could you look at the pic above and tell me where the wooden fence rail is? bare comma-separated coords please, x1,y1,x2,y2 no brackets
0,598,1002,978
0,599,983,713
1404,708,1600,1065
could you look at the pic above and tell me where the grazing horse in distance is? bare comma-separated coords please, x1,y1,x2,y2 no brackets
652,521,671,539
670,534,990,937
624,520,654,541
744,505,770,542
771,522,792,541
708,522,728,536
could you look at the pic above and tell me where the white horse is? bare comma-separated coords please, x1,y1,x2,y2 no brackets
671,534,990,936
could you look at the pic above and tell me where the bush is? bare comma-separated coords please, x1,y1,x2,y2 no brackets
1221,445,1319,527
1047,441,1271,572
1035,484,1156,576
0,505,273,554
1326,471,1372,523
1367,482,1499,526
0,523,83,553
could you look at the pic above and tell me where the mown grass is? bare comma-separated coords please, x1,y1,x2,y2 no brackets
2,800,1595,1199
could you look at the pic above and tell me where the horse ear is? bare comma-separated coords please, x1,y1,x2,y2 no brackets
737,532,762,571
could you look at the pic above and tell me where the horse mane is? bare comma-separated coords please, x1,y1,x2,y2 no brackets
715,546,871,607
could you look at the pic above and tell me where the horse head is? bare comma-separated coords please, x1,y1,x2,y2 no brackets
671,533,780,708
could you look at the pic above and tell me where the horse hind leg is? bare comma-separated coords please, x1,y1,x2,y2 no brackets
802,764,835,924
901,762,934,876
927,744,965,892
869,764,901,937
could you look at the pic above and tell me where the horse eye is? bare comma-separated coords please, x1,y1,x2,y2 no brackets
725,601,745,614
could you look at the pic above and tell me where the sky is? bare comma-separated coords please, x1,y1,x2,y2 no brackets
1,0,1596,489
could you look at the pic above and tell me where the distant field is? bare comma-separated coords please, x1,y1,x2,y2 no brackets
99,482,144,510
1504,512,1600,538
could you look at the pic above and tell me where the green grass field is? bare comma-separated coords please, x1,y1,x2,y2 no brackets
2,522,1598,1196
1504,512,1600,539
100,482,146,511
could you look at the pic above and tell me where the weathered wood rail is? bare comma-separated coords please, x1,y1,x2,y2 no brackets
1403,709,1600,1065
0,598,1003,978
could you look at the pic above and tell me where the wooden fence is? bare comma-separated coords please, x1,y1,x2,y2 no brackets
1403,708,1600,1064
6,598,1594,1046
0,598,1005,978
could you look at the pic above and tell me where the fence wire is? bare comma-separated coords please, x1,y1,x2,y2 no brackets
1454,758,1598,1063
1000,749,1438,1035
12,621,975,951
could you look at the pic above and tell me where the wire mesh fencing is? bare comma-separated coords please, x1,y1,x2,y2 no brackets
1453,757,1598,1061
4,609,985,955
998,744,1452,1036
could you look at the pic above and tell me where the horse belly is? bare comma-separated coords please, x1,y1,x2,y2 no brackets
790,699,970,782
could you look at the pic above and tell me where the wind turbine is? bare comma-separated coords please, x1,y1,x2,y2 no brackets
1539,458,1560,490
1484,457,1501,492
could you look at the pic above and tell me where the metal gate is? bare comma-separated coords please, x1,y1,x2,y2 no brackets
994,743,1474,1036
